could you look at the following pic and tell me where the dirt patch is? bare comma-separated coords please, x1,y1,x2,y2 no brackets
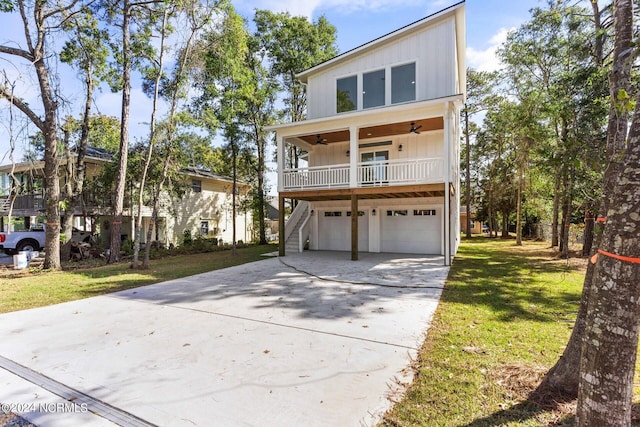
490,363,576,423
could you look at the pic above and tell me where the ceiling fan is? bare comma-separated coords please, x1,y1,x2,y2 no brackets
409,122,422,134
316,135,328,145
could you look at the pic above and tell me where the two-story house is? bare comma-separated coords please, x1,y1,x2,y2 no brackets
0,154,253,248
269,2,465,265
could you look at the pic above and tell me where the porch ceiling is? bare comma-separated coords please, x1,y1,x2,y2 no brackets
298,117,444,146
280,183,446,201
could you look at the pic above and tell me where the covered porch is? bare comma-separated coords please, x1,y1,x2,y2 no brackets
269,96,462,266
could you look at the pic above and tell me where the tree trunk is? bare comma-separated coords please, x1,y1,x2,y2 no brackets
551,170,561,247
515,161,524,246
60,131,74,262
577,82,640,425
232,140,237,256
257,168,266,244
582,205,596,256
33,6,60,269
501,212,509,238
560,168,574,258
109,0,132,264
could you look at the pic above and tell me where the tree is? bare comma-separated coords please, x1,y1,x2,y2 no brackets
462,69,499,238
58,6,110,261
254,10,338,212
542,0,626,397
101,0,162,264
576,4,639,423
132,4,171,268
254,10,337,124
195,4,254,255
0,1,89,269
138,0,220,268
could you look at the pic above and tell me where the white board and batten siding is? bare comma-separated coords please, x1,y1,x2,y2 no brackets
308,131,445,168
306,18,458,120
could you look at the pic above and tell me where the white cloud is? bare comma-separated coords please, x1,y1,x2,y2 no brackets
235,0,428,19
466,27,512,72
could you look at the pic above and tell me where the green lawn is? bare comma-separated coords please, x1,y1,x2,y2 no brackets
382,238,587,426
0,244,275,314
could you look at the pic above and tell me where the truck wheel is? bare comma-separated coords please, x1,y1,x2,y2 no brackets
16,239,39,253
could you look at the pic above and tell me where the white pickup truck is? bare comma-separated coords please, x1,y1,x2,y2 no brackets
0,225,92,255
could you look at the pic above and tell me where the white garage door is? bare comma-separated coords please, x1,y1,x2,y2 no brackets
318,210,369,251
381,208,441,254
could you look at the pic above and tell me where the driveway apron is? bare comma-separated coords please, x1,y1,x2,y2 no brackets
0,252,448,427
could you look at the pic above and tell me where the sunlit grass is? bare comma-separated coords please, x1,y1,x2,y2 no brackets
382,238,587,426
0,245,275,313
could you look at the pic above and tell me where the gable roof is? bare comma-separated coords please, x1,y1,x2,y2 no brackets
296,1,465,86
181,166,250,187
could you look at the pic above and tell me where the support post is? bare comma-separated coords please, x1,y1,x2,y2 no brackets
279,195,285,257
443,103,451,266
349,125,358,188
277,135,285,193
351,194,358,261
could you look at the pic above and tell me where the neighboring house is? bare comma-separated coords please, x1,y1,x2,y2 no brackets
165,167,253,246
0,153,253,248
265,196,280,241
460,206,483,234
0,147,111,232
268,2,465,265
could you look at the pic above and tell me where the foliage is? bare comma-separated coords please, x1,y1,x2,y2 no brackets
254,10,338,122
467,2,610,244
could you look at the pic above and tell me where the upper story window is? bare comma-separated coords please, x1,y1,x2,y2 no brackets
336,62,416,114
336,75,357,113
391,63,416,104
192,179,202,193
363,69,385,109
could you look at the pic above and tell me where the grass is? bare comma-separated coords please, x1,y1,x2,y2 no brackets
382,238,588,426
0,244,275,314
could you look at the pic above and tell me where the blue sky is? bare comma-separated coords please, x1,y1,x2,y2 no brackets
0,0,544,166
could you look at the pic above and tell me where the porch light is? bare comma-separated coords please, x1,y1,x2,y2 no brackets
346,150,350,157
372,209,376,216
311,210,315,215
398,144,403,152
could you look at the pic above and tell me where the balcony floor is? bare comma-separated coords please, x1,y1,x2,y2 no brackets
280,183,446,201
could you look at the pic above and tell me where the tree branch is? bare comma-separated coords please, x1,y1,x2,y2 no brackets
129,0,164,8
0,85,45,131
18,0,35,53
43,0,82,21
0,45,35,62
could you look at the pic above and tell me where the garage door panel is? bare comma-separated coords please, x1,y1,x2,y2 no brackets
381,208,440,254
318,211,369,252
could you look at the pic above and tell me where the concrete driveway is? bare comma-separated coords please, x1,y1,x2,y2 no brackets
0,252,448,427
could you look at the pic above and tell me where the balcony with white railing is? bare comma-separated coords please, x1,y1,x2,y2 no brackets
281,157,444,191
282,163,351,190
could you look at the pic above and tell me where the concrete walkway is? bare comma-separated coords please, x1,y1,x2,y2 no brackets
0,252,448,427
